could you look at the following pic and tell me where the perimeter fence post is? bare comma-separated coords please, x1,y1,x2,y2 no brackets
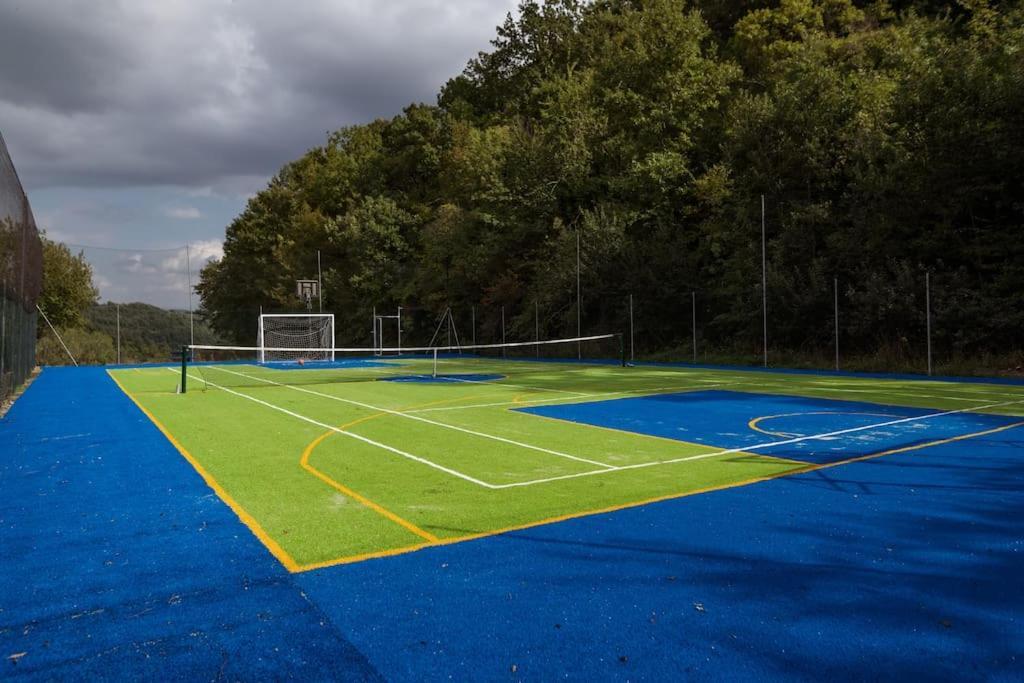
834,278,839,371
926,272,933,376
535,300,539,358
691,291,697,363
761,194,768,368
628,294,634,363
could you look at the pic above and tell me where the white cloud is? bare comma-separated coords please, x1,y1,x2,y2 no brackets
165,206,201,220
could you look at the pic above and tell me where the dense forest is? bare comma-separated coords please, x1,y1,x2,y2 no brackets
197,0,1024,373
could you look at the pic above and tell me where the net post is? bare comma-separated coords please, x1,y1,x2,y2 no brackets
180,345,188,394
432,347,438,378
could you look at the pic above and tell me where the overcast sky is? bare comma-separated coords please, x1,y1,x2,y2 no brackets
0,0,518,307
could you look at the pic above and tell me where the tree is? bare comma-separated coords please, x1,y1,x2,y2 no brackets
38,237,98,333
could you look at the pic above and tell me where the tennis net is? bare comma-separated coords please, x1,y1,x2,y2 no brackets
182,333,624,392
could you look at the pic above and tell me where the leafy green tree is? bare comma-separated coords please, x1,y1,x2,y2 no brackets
38,237,98,333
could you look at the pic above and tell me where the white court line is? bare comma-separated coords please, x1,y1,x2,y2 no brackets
407,382,744,414
170,369,498,488
208,366,617,469
491,397,1024,488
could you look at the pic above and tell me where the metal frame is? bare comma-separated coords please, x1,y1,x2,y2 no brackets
258,313,335,363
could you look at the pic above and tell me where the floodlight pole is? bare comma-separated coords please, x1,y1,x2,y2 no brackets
834,277,840,371
926,272,933,376
116,303,121,365
761,194,767,368
372,306,377,350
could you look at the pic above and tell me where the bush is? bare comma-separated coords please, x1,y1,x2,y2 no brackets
37,327,115,366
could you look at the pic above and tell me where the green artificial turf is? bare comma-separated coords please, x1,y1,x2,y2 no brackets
109,359,1024,570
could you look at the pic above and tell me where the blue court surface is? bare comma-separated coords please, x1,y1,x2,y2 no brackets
2,367,1023,680
519,390,1022,464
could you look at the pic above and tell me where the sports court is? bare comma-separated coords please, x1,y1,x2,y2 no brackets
5,349,1024,679
108,336,1024,574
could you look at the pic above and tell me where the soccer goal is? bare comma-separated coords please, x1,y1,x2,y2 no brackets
258,314,335,363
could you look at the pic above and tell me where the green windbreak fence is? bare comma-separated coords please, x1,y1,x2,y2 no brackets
0,131,42,403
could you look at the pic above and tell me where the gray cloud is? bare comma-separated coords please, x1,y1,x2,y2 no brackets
0,0,518,192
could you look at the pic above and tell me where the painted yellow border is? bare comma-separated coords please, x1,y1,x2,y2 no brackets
107,370,302,572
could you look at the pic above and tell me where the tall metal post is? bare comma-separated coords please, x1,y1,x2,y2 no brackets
186,243,194,346
116,303,121,365
761,194,767,368
926,272,933,376
692,291,697,363
834,278,840,371
576,229,581,359
372,306,377,350
628,294,634,363
535,300,540,358
317,250,323,313
397,306,402,353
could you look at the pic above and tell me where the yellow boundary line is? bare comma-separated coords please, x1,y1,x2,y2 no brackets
107,370,303,572
294,418,1024,572
296,393,487,544
301,428,439,543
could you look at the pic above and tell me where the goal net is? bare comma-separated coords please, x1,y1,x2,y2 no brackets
258,314,335,363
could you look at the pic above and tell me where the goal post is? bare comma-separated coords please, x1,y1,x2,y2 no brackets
258,313,335,363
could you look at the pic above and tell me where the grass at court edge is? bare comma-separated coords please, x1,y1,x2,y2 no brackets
108,358,1024,571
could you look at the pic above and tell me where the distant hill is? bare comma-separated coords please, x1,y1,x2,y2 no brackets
87,302,225,362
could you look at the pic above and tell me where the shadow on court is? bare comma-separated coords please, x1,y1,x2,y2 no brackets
296,419,1024,681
